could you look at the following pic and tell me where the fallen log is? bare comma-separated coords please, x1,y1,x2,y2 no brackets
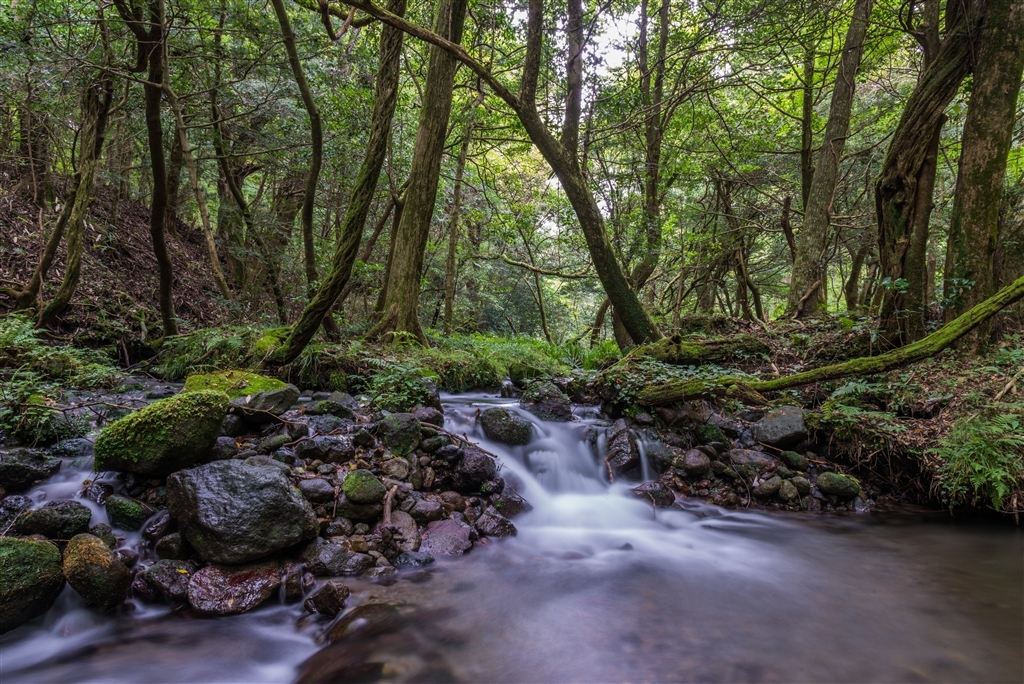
625,333,769,366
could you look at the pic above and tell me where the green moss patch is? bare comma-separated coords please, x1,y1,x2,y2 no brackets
184,370,285,399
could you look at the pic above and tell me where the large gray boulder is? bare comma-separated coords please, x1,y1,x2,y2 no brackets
167,460,318,564
753,406,807,448
480,407,532,445
0,537,65,634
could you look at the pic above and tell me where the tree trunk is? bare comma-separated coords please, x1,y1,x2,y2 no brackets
165,124,183,238
943,0,1024,349
36,75,114,326
787,0,873,317
876,0,981,345
443,107,476,334
272,0,407,363
800,40,816,209
370,0,468,344
844,243,869,312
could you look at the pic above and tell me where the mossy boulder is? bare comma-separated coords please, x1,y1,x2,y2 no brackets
480,407,533,445
94,390,229,477
16,500,92,539
0,537,65,634
376,413,421,456
104,495,156,531
343,469,386,504
520,382,573,422
694,424,727,445
184,370,285,400
816,472,861,499
778,450,809,471
0,448,61,492
62,534,130,608
307,399,355,420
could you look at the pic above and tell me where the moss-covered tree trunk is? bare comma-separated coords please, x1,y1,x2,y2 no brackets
875,0,975,346
272,0,407,363
942,0,1024,348
164,124,183,238
36,75,114,326
370,0,467,344
787,0,873,318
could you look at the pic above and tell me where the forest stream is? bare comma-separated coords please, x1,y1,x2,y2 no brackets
1,391,1021,683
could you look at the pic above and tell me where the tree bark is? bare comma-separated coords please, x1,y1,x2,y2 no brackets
943,0,1024,348
787,0,873,317
165,124,183,238
369,0,467,344
443,104,477,334
36,75,114,326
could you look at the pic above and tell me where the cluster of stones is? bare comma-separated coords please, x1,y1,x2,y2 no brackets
611,405,865,512
0,375,528,634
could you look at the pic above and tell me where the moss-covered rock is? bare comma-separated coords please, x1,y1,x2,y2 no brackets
183,370,285,399
62,534,130,608
343,469,386,504
520,382,572,422
480,407,532,445
778,450,809,471
104,495,156,531
376,413,421,456
694,424,727,445
0,537,65,634
16,500,92,539
94,390,228,476
306,399,355,420
816,472,861,499
0,448,61,492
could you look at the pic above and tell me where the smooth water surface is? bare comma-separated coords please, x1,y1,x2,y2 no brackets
2,393,1021,683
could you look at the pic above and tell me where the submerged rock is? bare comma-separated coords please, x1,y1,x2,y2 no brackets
753,406,806,448
94,390,229,476
0,537,65,634
16,500,92,539
167,460,318,564
304,580,350,617
62,533,130,608
519,382,573,422
0,448,61,492
187,561,281,615
480,407,532,445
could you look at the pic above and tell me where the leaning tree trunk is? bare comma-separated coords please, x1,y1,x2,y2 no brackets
272,0,407,364
876,0,978,346
787,0,873,318
943,0,1024,349
36,75,114,326
369,0,467,344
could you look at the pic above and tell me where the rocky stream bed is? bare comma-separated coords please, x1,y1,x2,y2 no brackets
1,378,1021,682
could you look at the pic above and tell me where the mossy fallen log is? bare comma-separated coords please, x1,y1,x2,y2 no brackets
626,334,769,366
638,271,1024,406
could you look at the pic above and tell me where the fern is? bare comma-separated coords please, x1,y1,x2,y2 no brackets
931,409,1024,511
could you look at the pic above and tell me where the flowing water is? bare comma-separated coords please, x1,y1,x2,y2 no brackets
2,393,1021,683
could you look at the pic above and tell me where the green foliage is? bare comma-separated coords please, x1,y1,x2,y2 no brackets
0,314,122,389
183,370,286,399
367,359,439,412
930,409,1024,511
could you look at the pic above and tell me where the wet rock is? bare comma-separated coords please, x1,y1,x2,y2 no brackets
778,450,809,471
104,495,155,531
114,548,138,567
499,379,518,398
294,435,355,464
281,561,314,601
724,449,777,472
0,448,61,492
406,493,444,523
644,442,678,473
816,472,861,499
753,406,806,448
94,391,228,476
380,458,410,481
334,495,383,522
450,445,498,493
351,428,373,448
259,433,291,454
791,475,811,496
221,415,248,437
187,561,281,615
606,420,640,477
706,414,744,439
142,509,174,540
304,580,350,617
632,481,675,507
0,494,31,531
676,449,711,477
306,414,347,435
142,559,196,602
694,424,727,445
489,490,532,518
299,538,375,576
778,479,799,502
49,438,94,459
325,602,403,642
0,537,65,634
155,532,192,560
480,407,532,445
376,413,421,456
342,469,386,504
393,551,435,568
83,481,113,505
147,386,176,399
236,384,301,418
378,510,420,552
420,518,475,556
243,454,291,474
519,382,573,422
62,534,130,608
410,406,444,426
16,500,92,539
90,523,117,548
306,400,355,420
474,508,518,537
298,478,335,504
167,460,318,564
753,475,783,498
